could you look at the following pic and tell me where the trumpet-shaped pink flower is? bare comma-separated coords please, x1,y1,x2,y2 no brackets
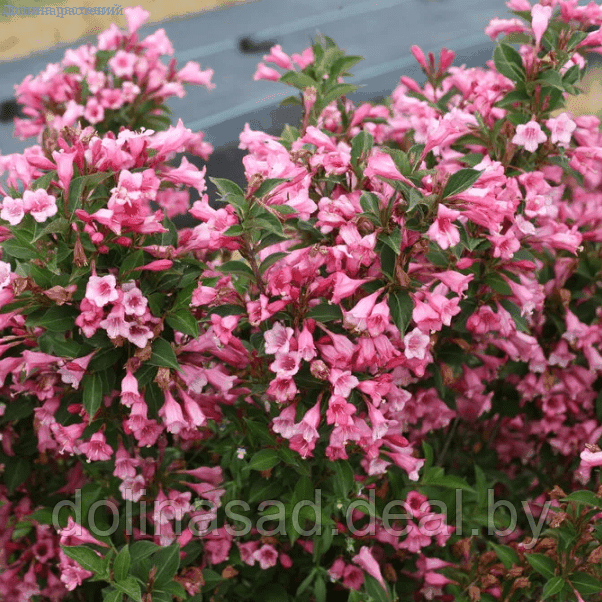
513,120,547,152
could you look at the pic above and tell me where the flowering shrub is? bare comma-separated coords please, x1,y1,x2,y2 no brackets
3,2,602,601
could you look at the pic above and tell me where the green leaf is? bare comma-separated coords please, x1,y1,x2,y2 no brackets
249,449,281,471
260,252,288,274
306,303,343,323
32,217,69,243
314,575,327,602
490,543,519,569
3,457,31,494
493,43,525,82
485,273,513,296
129,541,159,563
296,568,317,596
166,310,199,338
31,170,58,191
102,589,123,602
113,546,131,583
27,305,77,333
379,229,402,256
422,470,475,492
209,178,244,198
2,237,39,260
62,545,105,575
255,178,287,198
566,30,588,52
149,338,181,372
351,131,374,165
360,192,381,218
218,260,255,279
119,250,146,276
114,576,142,602
151,543,180,587
280,70,318,90
570,572,602,596
331,55,363,78
536,69,564,91
525,553,556,580
542,576,566,599
364,574,391,602
320,83,359,107
442,168,481,198
82,373,103,420
158,581,188,598
388,289,413,336
561,490,602,508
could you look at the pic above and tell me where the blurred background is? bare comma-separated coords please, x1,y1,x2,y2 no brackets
1,0,601,194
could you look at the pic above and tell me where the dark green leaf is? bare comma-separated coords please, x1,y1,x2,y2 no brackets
249,449,280,471
113,546,131,583
210,178,244,198
119,250,146,276
570,572,602,596
82,373,103,419
526,553,556,580
490,543,519,569
388,289,413,336
31,170,58,191
260,252,288,274
280,70,318,90
166,310,199,338
218,260,255,279
314,575,327,602
306,303,343,323
561,490,602,508
364,574,391,602
151,543,180,587
542,576,565,599
536,69,564,90
320,83,359,107
493,43,525,82
379,230,402,256
149,338,181,372
485,273,513,296
32,217,69,243
360,192,381,218
255,178,287,198
130,541,159,563
114,576,142,602
442,168,482,198
351,131,374,165
62,545,105,575
3,457,31,494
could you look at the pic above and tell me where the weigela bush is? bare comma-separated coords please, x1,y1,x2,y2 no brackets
3,2,602,601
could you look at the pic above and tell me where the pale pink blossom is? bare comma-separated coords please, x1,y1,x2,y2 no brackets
85,275,119,307
512,120,547,152
427,204,462,250
546,112,577,147
1,196,25,225
23,189,57,222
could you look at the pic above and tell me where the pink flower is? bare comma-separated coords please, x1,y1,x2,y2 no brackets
124,322,154,348
291,47,314,69
263,44,293,70
85,275,119,307
329,368,359,398
23,189,57,223
84,97,104,124
253,544,279,569
264,322,294,355
352,546,387,591
531,4,553,47
123,285,148,316
1,195,26,225
177,61,215,88
404,328,430,360
272,404,298,438
427,204,461,250
253,63,281,82
512,120,547,152
79,432,113,462
546,112,576,147
158,391,188,434
123,5,150,34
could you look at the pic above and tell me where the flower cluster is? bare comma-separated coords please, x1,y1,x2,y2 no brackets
13,5,214,160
